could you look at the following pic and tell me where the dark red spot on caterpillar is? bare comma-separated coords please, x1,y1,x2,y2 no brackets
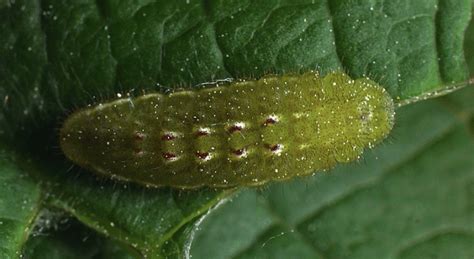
264,116,278,126
196,151,210,160
228,125,243,133
162,152,177,160
232,148,246,157
135,132,145,140
161,133,176,141
267,144,282,153
196,129,209,137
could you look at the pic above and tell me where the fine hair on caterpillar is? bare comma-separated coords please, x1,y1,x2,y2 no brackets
59,71,396,189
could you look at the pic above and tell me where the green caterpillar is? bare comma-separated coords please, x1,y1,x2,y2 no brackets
60,71,395,188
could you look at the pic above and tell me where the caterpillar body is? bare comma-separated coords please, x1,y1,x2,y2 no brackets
60,71,395,188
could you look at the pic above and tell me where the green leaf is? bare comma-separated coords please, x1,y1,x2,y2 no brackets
465,0,474,76
0,148,41,258
44,174,233,257
0,0,472,258
23,217,139,259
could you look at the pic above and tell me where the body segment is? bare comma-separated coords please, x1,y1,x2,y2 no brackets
60,72,395,188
